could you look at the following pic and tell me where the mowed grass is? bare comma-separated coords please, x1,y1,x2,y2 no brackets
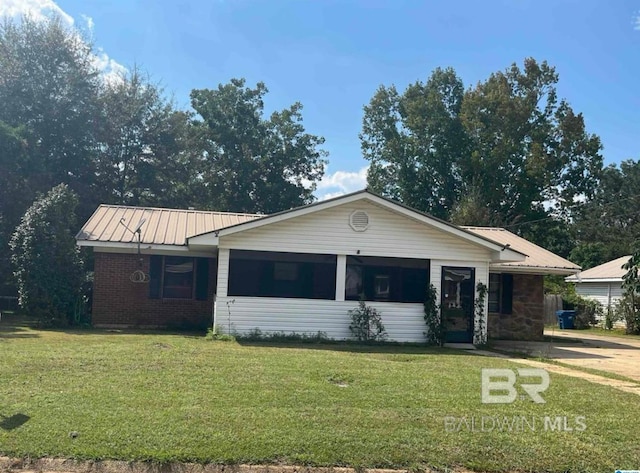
1,320,640,472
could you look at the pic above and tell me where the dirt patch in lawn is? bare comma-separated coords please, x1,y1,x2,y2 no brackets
0,457,479,473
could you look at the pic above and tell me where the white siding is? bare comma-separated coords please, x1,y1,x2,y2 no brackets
215,297,426,342
576,282,623,309
215,200,493,343
220,200,490,260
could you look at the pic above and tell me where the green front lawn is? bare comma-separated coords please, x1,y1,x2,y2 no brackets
1,319,639,472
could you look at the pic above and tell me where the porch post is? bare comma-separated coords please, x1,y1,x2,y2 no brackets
214,248,230,332
335,254,346,301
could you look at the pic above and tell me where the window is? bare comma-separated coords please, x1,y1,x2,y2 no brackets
488,272,513,314
163,256,194,299
345,256,429,303
149,255,211,301
488,273,501,313
228,250,337,300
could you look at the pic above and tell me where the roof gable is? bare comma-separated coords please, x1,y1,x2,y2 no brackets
566,255,631,282
187,190,526,262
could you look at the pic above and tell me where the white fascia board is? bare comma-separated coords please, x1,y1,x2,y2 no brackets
207,192,527,261
77,240,216,257
565,277,623,283
187,235,220,249
491,265,580,276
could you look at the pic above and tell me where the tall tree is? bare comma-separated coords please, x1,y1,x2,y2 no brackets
361,59,603,253
190,79,327,213
0,122,29,294
570,160,640,268
94,68,192,207
458,59,602,229
362,68,468,219
0,16,101,217
0,16,101,290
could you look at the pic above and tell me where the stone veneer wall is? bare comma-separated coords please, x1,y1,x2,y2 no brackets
487,273,544,340
92,252,216,329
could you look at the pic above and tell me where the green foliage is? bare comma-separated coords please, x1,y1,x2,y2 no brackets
561,290,602,330
568,242,608,270
348,299,387,342
544,274,574,295
423,283,444,345
604,306,623,331
189,78,327,213
9,184,84,326
0,18,328,297
621,251,640,334
236,328,329,343
205,327,237,342
94,68,191,208
361,58,602,252
473,282,488,345
572,160,640,265
0,17,101,219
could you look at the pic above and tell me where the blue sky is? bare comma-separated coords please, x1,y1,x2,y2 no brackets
4,0,640,198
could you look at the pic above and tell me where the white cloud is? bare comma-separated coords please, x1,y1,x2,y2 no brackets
92,48,128,85
316,166,368,201
635,14,640,31
81,13,94,32
0,0,74,25
0,0,127,84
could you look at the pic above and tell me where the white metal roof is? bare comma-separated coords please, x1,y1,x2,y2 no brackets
463,227,581,275
566,255,631,282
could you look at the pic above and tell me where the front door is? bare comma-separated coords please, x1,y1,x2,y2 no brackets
441,267,475,343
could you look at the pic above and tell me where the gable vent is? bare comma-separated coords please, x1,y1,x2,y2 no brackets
349,210,369,232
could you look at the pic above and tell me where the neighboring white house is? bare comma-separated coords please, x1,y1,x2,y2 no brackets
565,255,630,312
77,190,580,343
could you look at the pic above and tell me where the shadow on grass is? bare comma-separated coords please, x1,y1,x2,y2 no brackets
0,413,30,431
236,339,470,355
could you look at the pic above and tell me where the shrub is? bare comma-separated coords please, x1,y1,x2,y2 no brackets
206,327,236,342
348,298,387,342
10,184,84,326
562,292,602,329
236,329,329,343
614,294,640,335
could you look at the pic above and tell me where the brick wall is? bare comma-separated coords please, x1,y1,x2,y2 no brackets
488,274,544,340
92,252,216,329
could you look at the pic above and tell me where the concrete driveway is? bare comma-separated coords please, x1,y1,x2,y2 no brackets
491,329,640,382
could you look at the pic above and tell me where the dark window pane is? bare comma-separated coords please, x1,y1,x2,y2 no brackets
346,256,429,303
163,256,194,299
488,273,501,313
228,250,337,300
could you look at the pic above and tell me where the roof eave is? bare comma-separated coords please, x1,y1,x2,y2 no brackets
491,264,581,276
565,277,623,283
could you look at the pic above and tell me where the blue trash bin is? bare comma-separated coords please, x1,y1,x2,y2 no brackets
556,310,576,329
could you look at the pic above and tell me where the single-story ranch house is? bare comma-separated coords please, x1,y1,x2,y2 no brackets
76,190,580,343
565,255,630,313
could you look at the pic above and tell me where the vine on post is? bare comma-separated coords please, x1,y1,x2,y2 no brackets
474,282,488,345
424,283,444,346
